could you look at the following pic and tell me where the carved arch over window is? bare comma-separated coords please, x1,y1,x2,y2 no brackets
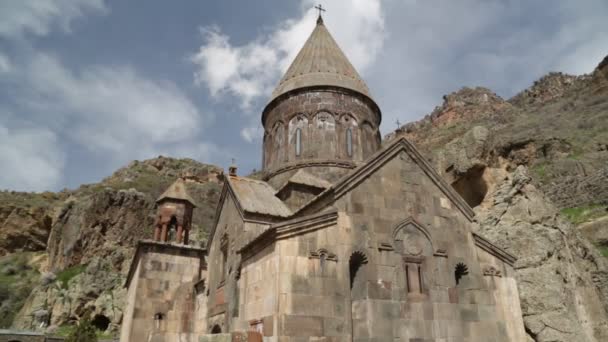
270,121,285,167
312,111,336,158
393,218,433,294
289,115,308,159
392,218,434,257
360,121,378,158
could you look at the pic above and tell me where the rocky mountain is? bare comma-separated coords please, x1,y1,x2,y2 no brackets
0,56,606,341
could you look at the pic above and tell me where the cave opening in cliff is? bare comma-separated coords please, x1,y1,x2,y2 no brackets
451,166,488,208
91,314,110,331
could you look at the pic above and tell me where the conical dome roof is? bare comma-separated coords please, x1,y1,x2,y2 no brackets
270,16,372,102
157,178,196,207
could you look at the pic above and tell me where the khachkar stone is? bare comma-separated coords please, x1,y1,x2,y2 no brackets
261,14,382,186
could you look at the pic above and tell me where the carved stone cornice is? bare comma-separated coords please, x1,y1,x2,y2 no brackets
238,210,338,261
473,233,517,266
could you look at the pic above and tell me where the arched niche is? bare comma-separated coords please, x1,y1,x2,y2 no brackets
392,219,433,257
339,114,359,159
311,111,337,159
270,121,285,168
360,121,378,158
288,115,308,160
393,219,433,294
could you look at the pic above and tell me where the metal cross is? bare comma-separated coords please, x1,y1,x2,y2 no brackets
395,119,401,129
314,4,326,17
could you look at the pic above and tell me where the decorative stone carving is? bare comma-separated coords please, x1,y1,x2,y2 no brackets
309,248,338,261
393,219,433,257
433,248,448,258
483,266,503,277
378,242,394,251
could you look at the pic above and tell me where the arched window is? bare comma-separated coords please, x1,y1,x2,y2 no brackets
346,128,353,157
154,313,164,330
295,128,302,156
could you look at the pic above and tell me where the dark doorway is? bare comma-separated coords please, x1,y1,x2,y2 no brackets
211,324,222,334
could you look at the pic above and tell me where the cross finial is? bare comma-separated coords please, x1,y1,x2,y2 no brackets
314,4,326,24
395,119,401,129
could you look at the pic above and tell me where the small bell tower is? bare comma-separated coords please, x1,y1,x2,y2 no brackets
153,178,196,244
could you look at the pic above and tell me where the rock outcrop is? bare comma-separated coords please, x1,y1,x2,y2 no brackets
1,157,223,336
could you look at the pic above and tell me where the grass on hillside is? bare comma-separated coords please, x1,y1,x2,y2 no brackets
560,204,606,225
0,252,41,328
56,264,87,289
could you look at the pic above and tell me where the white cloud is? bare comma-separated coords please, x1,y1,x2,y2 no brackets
19,53,204,158
0,0,107,39
0,53,11,73
0,122,65,191
240,124,263,143
191,0,386,111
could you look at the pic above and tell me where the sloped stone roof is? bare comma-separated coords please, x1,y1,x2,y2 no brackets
276,169,332,194
228,176,292,217
156,178,196,206
270,16,371,102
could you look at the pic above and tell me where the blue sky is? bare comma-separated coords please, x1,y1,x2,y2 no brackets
1,0,606,192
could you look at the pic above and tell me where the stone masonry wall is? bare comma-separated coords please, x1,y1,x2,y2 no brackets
120,244,204,342
262,89,381,177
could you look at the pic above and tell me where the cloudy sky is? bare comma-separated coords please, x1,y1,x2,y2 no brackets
1,0,606,192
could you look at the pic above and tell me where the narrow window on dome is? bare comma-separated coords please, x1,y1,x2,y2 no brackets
346,128,353,157
295,128,302,156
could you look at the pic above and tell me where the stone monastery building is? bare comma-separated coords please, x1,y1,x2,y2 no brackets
120,14,527,342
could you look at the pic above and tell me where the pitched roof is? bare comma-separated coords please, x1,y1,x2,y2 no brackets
156,178,196,206
228,176,292,218
293,137,476,221
276,169,332,194
270,16,372,102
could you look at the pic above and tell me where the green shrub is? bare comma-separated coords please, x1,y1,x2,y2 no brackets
65,319,97,342
56,264,87,289
560,204,605,224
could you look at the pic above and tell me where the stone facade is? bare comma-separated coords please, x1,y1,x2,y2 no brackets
120,241,206,342
120,14,526,342
262,89,381,180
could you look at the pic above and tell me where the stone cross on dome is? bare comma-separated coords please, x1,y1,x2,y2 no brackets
314,4,326,24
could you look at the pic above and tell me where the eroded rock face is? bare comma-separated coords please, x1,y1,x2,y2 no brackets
474,166,608,341
4,157,223,333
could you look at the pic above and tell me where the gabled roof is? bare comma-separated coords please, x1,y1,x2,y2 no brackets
275,169,332,194
228,176,292,218
269,16,372,102
293,137,476,221
156,178,196,206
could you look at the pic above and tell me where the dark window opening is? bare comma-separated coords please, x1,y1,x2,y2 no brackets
346,128,353,157
455,262,469,285
295,128,302,156
211,324,222,334
91,314,110,331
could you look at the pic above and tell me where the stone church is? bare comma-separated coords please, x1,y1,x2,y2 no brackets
120,14,527,342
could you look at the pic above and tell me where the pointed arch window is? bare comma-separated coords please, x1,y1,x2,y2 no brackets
346,128,353,157
295,128,302,156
